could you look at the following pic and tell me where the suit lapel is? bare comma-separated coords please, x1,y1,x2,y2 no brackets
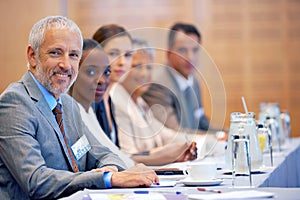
108,97,119,147
97,101,111,138
21,72,74,168
167,68,198,129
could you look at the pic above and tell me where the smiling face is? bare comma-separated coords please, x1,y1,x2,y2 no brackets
28,28,82,99
71,48,110,109
122,50,153,101
103,35,133,83
167,32,200,79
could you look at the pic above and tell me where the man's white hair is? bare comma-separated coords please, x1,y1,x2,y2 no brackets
28,15,83,64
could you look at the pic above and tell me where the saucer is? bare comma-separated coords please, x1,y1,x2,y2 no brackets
222,166,271,175
181,178,223,186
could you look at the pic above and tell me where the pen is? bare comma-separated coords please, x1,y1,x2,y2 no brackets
184,132,190,144
197,188,222,193
133,190,182,195
184,132,197,157
134,190,149,194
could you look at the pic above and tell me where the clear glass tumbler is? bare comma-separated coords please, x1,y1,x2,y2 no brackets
231,134,252,188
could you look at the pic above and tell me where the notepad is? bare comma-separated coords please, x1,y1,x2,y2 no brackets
150,180,177,187
188,190,274,200
89,193,166,200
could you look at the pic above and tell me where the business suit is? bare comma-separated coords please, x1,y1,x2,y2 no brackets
0,72,126,199
143,65,209,131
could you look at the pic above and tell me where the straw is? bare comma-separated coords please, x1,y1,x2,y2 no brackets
241,96,249,113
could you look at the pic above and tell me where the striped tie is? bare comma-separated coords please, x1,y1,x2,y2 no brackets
53,103,79,172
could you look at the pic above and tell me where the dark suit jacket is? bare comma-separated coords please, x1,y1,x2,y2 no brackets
0,72,126,200
93,98,119,147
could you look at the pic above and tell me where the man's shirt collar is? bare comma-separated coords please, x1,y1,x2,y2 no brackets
29,71,61,110
170,69,194,91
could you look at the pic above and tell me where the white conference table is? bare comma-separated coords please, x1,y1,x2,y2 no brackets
61,138,300,200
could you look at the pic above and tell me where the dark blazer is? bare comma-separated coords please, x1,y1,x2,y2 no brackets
93,98,119,147
0,71,126,200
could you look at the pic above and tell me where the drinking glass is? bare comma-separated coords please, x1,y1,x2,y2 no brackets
231,134,252,188
265,116,281,152
280,111,291,141
257,124,273,166
259,102,285,150
225,112,263,171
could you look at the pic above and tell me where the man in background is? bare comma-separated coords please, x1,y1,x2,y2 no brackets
143,22,210,132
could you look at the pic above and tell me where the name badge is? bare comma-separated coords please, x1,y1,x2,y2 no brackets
71,135,91,160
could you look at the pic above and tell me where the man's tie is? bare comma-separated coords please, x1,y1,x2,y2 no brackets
184,86,198,129
53,103,79,172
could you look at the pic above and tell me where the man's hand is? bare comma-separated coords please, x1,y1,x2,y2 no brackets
111,163,159,187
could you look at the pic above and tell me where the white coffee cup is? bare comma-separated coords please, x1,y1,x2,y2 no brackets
184,162,217,180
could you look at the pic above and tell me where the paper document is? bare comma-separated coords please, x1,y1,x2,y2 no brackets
188,190,274,200
89,193,166,200
150,180,177,187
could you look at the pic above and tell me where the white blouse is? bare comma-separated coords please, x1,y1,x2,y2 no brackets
76,102,135,168
110,83,179,154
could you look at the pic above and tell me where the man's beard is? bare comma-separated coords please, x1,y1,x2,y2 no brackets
35,60,77,96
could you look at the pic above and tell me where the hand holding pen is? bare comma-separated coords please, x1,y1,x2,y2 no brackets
184,132,197,158
175,141,198,162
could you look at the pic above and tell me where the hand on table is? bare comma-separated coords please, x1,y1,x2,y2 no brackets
111,163,159,187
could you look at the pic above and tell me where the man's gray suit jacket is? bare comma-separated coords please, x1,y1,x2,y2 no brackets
0,71,126,199
143,66,209,131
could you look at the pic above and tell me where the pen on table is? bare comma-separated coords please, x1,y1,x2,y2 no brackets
133,190,182,195
134,190,149,194
197,188,222,193
184,132,197,157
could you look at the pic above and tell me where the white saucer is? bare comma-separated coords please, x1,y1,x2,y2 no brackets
181,178,223,186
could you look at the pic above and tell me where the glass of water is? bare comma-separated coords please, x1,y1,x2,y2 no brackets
231,134,252,188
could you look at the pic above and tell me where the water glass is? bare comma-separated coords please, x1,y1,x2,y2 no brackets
231,134,252,187
259,102,285,150
225,112,263,172
257,124,273,166
265,116,281,152
280,111,291,140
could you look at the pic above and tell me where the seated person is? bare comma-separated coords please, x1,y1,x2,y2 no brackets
92,25,197,165
69,38,135,168
92,24,133,147
141,23,228,153
110,38,198,165
71,38,196,166
142,22,210,132
0,16,158,200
